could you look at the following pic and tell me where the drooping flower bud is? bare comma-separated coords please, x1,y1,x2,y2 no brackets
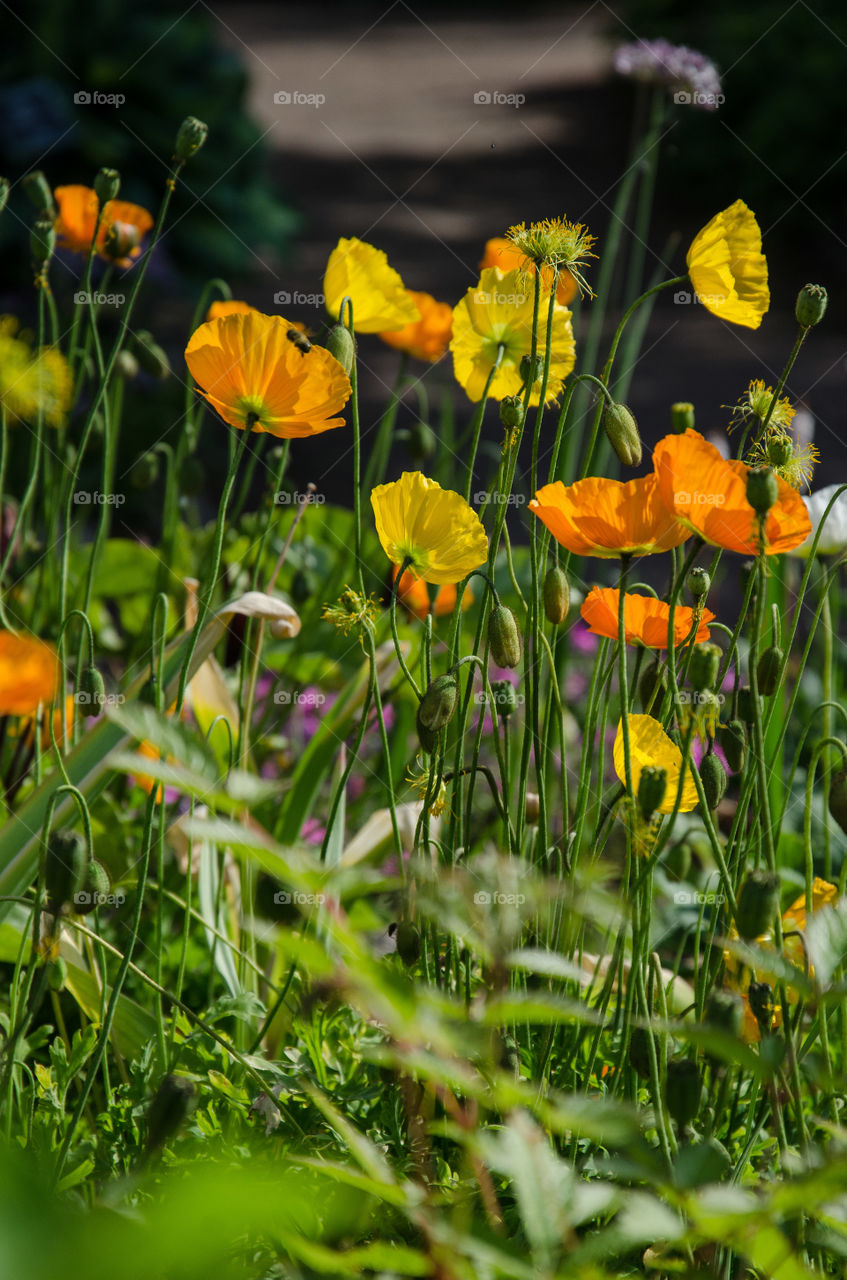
44,829,88,914
94,167,121,204
73,859,111,915
499,395,525,431
671,401,695,434
828,764,847,835
491,680,517,718
418,673,458,733
665,1059,701,1129
102,220,141,263
700,752,727,810
131,451,160,490
689,642,721,693
325,323,355,374
22,170,55,216
30,217,55,269
146,1074,196,1151
542,565,570,625
687,567,710,601
736,685,762,726
488,604,522,668
603,402,642,467
638,765,667,822
132,330,170,379
795,284,828,330
736,869,780,941
174,116,208,161
394,921,421,965
78,664,106,715
756,645,783,697
638,659,667,714
415,703,439,754
719,719,747,773
746,466,778,517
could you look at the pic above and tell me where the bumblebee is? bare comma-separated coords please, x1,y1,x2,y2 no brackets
286,327,312,356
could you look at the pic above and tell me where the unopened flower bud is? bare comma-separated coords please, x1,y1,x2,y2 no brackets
94,167,121,204
700,752,726,810
47,957,68,991
627,1026,652,1080
132,330,170,379
44,829,88,914
748,981,774,1034
22,170,54,216
687,567,710,601
542,565,570,625
146,1074,196,1151
736,685,762,726
828,764,847,835
499,396,525,431
418,673,459,733
662,839,692,883
525,791,540,824
795,283,828,329
394,921,421,966
416,703,440,754
765,435,793,469
488,604,522,668
30,217,55,268
689,642,721,693
175,116,208,161
603,402,642,467
719,719,747,773
115,349,139,379
130,451,160,490
665,1059,701,1129
671,401,695,434
408,420,437,461
73,859,111,915
519,353,544,387
638,765,667,822
756,645,783,697
705,990,744,1039
78,664,106,713
325,323,355,374
638,658,668,714
102,220,141,263
491,680,517,718
746,465,778,517
736,869,780,941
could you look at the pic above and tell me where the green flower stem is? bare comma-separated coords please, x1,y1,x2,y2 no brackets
617,555,634,799
390,556,422,699
462,346,506,505
336,298,364,592
748,542,777,873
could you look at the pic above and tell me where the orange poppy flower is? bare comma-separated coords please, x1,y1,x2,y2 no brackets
379,290,453,362
391,565,473,619
581,586,713,648
184,311,351,438
0,631,59,716
54,185,154,268
480,237,578,305
206,300,257,322
654,430,812,555
530,474,690,558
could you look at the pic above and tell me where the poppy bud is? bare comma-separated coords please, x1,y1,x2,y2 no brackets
638,659,668,714
47,958,67,992
103,220,141,263
766,435,793,469
740,559,758,607
603,402,642,468
30,217,55,268
146,1074,196,1151
662,839,692,883
416,704,439,754
542,565,570,625
499,396,525,431
73,859,111,915
418,673,458,733
94,167,121,204
115,349,139,380
795,283,828,329
638,765,667,822
671,401,695,434
687,567,710,601
736,869,780,941
394,921,421,966
828,765,847,834
627,1026,652,1080
736,685,762,726
700,752,727,810
525,791,540,824
130,451,160,490
175,116,208,161
132,330,170,379
756,645,783,697
519,353,544,387
689,643,721,693
665,1059,701,1129
705,990,744,1039
746,466,778,517
44,829,88,914
719,719,747,773
325,323,355,374
78,664,106,714
488,604,522,668
408,420,437,462
490,680,517,718
748,981,774,1034
0,178,9,215
178,455,205,496
291,567,314,604
22,170,54,216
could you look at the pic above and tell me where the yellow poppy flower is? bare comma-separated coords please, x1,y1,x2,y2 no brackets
686,200,769,329
451,268,575,405
324,237,420,333
0,630,59,716
0,317,72,428
613,714,698,813
184,311,351,438
371,471,488,585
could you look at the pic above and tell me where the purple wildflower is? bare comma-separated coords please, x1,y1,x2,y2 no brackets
614,38,723,110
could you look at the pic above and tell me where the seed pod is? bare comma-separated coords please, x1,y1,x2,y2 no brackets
719,719,747,773
603,402,642,467
30,217,55,268
665,1059,701,1129
325,324,355,374
748,981,774,1034
689,643,721,693
525,791,540,824
519,353,544,387
416,703,440,754
490,680,517,718
638,659,668,714
756,645,783,697
627,1026,652,1080
746,466,778,517
45,830,88,914
488,604,522,668
766,435,793,469
828,765,847,834
22,170,54,215
499,395,525,431
542,565,570,625
103,221,140,263
705,990,744,1039
795,283,828,329
418,673,458,733
736,685,762,726
175,116,208,160
736,869,780,941
146,1074,196,1151
700,753,727,810
78,665,106,714
94,167,121,204
638,765,667,822
670,401,695,434
394,921,421,966
687,567,710,601
130,451,160,490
